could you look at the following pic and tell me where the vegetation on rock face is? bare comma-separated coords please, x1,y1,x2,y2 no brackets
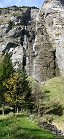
21,6,39,9
21,8,31,25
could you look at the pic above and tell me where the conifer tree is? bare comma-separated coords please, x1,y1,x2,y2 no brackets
0,53,14,114
4,70,33,113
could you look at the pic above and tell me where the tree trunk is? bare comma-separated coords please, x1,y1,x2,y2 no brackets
17,107,19,113
15,106,16,113
37,104,40,117
2,104,5,115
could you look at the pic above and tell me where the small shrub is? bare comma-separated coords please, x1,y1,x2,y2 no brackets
47,102,63,116
46,116,54,124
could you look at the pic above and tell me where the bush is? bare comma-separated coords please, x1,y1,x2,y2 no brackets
0,106,13,114
47,102,63,116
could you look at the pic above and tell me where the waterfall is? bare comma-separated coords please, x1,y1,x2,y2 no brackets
23,35,27,50
32,12,39,55
22,26,27,50
33,36,37,56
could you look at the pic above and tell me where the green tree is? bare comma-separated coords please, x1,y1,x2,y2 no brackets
0,53,14,80
21,70,33,112
4,72,24,113
4,70,33,113
0,53,14,114
31,82,47,117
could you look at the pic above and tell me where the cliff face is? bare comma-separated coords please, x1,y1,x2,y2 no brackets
40,0,64,78
30,0,64,82
0,1,64,82
0,6,39,69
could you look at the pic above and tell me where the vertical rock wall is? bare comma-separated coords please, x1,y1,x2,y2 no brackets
26,5,59,82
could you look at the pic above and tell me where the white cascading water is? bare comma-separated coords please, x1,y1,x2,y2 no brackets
32,11,40,55
32,12,40,80
23,26,27,50
23,35,27,50
33,36,37,56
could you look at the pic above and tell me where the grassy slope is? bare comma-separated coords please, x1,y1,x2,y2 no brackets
0,114,60,139
28,76,64,131
28,76,39,87
43,76,64,105
28,76,64,105
42,76,64,130
0,76,63,139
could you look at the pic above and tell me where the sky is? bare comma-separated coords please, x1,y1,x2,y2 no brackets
0,0,44,8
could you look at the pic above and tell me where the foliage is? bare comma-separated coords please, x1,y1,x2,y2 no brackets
21,6,39,9
21,8,31,25
4,70,33,112
46,115,54,124
47,102,64,116
32,83,45,116
6,21,14,33
0,53,14,81
28,76,47,116
0,53,33,114
0,106,13,114
0,53,14,114
20,70,33,111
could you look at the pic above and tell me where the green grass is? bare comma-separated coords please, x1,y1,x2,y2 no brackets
28,76,64,107
28,76,64,131
0,114,61,139
28,76,39,88
0,76,64,139
43,76,64,106
41,76,64,130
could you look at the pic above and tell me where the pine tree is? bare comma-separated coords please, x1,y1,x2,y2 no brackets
0,53,14,114
0,53,14,81
4,70,33,113
4,72,24,113
20,70,33,111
